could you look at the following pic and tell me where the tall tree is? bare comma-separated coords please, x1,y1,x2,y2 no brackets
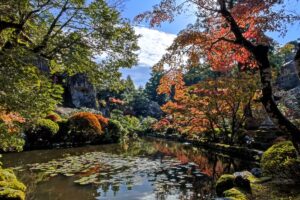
136,0,300,152
145,69,168,105
0,0,139,118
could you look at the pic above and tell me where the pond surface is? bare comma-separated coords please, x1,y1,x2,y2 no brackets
2,137,258,200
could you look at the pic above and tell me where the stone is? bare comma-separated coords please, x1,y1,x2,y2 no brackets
250,168,262,178
234,176,251,193
276,60,300,91
65,74,97,109
216,174,235,196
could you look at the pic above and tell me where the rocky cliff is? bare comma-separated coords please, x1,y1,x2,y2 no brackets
275,43,300,118
63,74,97,109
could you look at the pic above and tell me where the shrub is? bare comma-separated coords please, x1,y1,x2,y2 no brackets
110,109,142,135
26,119,59,147
45,112,62,122
104,119,127,143
53,119,70,143
0,123,24,152
141,117,157,132
68,112,105,143
0,112,25,152
261,141,300,181
95,114,109,127
0,168,26,200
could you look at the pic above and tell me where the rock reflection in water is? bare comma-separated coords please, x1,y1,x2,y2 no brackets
1,138,258,200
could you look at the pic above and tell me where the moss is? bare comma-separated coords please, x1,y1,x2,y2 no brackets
216,174,235,196
261,141,300,180
35,119,59,135
223,188,248,200
0,168,26,200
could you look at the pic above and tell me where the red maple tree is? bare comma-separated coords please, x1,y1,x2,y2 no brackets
136,0,300,152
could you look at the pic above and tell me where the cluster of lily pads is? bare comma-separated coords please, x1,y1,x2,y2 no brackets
13,151,209,198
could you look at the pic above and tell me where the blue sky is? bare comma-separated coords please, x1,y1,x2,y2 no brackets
118,0,300,87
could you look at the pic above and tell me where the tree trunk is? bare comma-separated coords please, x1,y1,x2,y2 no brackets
253,45,300,153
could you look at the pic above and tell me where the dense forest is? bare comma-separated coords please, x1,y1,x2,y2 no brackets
0,0,300,200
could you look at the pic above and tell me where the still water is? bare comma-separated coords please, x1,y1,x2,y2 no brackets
2,137,258,200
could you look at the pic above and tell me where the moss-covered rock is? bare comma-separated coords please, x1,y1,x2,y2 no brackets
216,174,235,196
223,188,248,200
0,168,26,200
261,141,300,181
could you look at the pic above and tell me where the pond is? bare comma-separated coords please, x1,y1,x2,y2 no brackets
2,137,258,200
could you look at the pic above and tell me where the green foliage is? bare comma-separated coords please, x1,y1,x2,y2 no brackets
183,64,220,86
223,188,248,200
216,174,235,196
0,167,26,200
261,141,300,180
141,117,158,132
0,49,63,119
123,88,151,117
25,119,59,147
110,109,142,135
104,119,127,143
0,0,139,120
145,70,168,106
0,123,24,152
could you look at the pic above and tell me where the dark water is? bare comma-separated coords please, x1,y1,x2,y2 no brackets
2,137,258,200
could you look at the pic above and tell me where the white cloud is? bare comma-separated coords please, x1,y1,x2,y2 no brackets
134,26,176,67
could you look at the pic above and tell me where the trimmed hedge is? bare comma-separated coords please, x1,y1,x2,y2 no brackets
68,112,108,143
26,119,59,147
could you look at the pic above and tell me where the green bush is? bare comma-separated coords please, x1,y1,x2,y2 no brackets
141,116,157,132
110,109,142,135
26,119,59,147
0,167,26,200
261,141,300,181
53,119,70,143
104,119,128,143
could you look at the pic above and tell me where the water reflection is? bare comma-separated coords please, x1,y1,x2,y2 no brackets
2,137,258,200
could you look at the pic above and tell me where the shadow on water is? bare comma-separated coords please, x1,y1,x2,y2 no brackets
2,137,258,200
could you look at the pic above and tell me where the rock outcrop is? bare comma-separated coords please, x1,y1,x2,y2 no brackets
275,43,300,118
64,74,97,109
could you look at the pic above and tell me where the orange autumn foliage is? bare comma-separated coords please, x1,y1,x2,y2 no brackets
69,112,108,134
154,72,259,138
0,111,25,133
136,0,296,72
109,97,124,105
